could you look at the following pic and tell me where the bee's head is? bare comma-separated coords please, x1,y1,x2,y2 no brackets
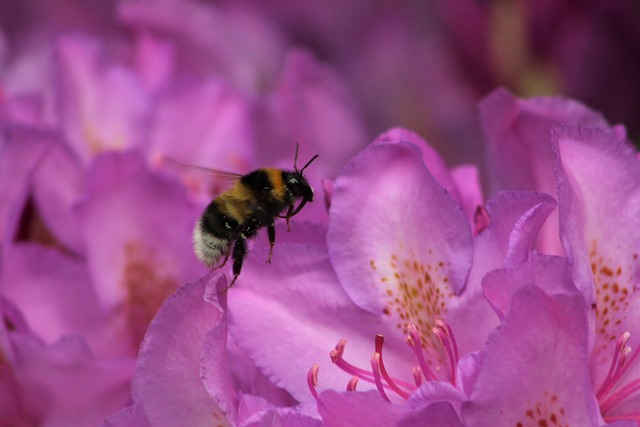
289,143,318,203
281,145,318,226
286,172,315,202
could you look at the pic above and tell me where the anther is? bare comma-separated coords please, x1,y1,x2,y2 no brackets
371,353,391,402
375,335,411,399
412,366,423,387
407,324,438,382
433,319,459,384
308,364,319,399
597,332,640,417
330,339,376,381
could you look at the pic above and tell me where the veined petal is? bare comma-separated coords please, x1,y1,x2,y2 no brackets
466,191,557,290
463,286,599,426
480,88,619,254
132,274,233,427
201,282,237,423
317,389,463,427
101,402,150,427
450,165,484,229
55,35,149,164
446,191,556,356
0,124,53,245
317,390,406,427
328,139,472,314
554,125,640,389
31,140,85,253
76,151,207,351
0,244,101,347
228,243,411,402
481,87,614,195
372,127,462,204
327,140,473,381
8,332,134,427
482,253,574,321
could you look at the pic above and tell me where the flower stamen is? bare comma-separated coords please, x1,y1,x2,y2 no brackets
596,332,640,420
406,324,438,382
374,334,412,399
347,376,359,392
371,353,391,402
330,339,376,382
308,364,319,399
314,322,464,402
433,319,459,384
412,366,423,387
597,332,630,399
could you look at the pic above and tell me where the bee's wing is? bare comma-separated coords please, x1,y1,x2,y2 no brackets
157,155,243,196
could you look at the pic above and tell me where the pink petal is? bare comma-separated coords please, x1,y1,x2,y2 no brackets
132,274,233,426
446,190,557,356
328,139,472,315
9,332,134,427
372,127,461,203
258,49,367,180
0,125,52,244
200,283,238,422
76,151,207,350
480,88,618,255
463,286,599,426
317,390,406,427
1,244,101,346
147,78,254,174
228,243,411,401
554,124,640,387
102,402,150,427
32,141,85,252
55,35,149,164
482,253,574,321
450,165,484,229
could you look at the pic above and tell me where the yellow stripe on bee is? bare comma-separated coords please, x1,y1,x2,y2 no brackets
227,181,254,202
217,184,253,224
265,168,286,199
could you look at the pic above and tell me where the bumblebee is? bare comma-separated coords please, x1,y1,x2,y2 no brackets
192,145,318,288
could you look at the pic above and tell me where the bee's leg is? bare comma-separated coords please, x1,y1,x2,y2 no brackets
267,223,276,264
230,236,247,286
219,237,247,293
285,204,294,232
211,251,231,270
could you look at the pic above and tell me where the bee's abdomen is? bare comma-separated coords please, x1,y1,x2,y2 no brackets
193,199,239,267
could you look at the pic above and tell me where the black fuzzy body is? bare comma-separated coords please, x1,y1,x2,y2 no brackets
193,167,314,287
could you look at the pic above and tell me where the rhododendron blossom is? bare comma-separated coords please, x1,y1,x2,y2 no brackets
2,1,640,426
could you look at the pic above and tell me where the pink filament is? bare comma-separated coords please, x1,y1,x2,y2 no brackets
597,332,640,420
307,364,319,399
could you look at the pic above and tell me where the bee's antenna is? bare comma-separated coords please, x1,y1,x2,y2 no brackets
293,142,318,174
300,154,319,173
293,142,301,172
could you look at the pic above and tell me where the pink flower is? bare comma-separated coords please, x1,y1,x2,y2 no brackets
227,130,558,424
480,87,627,254
469,271,599,426
1,294,134,426
104,274,321,426
2,2,640,425
555,125,640,423
475,123,640,425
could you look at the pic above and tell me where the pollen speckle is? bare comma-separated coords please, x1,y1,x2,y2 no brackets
589,241,635,362
514,392,569,427
376,249,454,370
